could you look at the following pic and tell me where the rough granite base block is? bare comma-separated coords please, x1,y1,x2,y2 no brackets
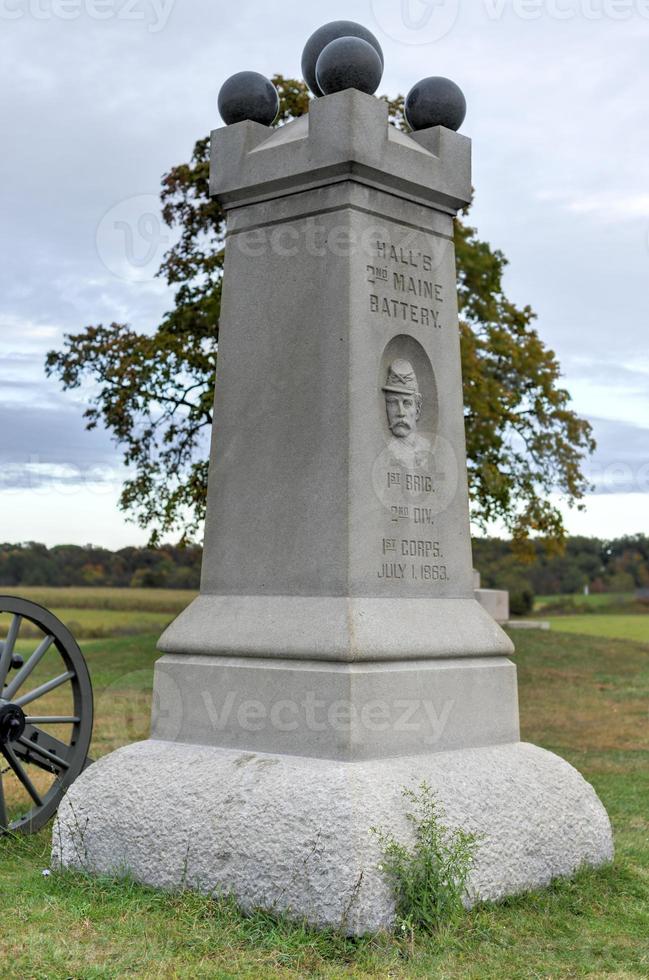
54,740,613,935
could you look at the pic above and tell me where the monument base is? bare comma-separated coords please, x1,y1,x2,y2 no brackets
54,740,612,935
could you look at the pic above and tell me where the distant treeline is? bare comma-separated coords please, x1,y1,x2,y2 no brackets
473,534,649,597
0,542,202,589
1,535,648,595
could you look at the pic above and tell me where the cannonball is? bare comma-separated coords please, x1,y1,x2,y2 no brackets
302,20,384,97
218,71,279,127
316,36,384,97
405,76,467,132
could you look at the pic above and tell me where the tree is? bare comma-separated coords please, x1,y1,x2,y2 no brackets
46,77,594,549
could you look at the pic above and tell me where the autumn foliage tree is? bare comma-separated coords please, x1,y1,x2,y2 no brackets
46,77,594,548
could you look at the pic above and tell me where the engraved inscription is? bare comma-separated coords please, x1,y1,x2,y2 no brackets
389,506,435,526
377,561,448,581
376,360,450,584
376,242,436,271
368,240,445,329
386,471,436,494
418,565,448,581
401,539,442,559
382,538,442,559
392,273,444,302
372,440,458,524
379,539,445,580
370,294,441,327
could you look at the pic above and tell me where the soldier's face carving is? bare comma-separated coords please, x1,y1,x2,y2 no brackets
385,393,421,439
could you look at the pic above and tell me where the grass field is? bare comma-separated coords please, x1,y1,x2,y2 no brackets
0,587,197,639
1,591,649,977
535,592,637,611
548,614,649,645
534,591,649,645
0,586,197,613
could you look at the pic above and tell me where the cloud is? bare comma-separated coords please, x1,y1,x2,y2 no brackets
0,401,121,492
566,358,649,388
584,417,649,495
0,314,61,349
568,193,649,220
1,1,648,543
537,190,649,222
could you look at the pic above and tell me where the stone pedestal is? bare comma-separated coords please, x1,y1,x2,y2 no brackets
55,90,612,932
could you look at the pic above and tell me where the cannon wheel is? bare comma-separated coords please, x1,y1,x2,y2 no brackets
0,596,93,835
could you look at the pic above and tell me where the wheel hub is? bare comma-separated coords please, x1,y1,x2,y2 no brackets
0,699,26,745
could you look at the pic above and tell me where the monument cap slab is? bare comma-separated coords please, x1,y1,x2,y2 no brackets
210,90,472,213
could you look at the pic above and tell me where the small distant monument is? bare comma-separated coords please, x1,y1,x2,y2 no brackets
473,569,510,624
56,22,612,932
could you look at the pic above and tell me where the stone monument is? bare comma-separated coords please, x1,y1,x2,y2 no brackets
474,570,510,624
55,22,613,933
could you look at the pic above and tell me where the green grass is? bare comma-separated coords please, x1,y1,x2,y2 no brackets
535,592,649,617
548,614,649,645
1,598,649,976
535,592,636,611
3,834,647,979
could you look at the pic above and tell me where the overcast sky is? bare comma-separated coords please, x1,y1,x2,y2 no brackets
1,0,648,548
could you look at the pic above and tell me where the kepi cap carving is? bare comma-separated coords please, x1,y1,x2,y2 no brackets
382,359,420,397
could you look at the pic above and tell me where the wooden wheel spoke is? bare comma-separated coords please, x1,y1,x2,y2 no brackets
0,744,43,807
0,615,22,689
3,634,55,701
15,725,72,774
14,671,75,709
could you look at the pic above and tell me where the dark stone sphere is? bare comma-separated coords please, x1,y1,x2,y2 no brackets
316,36,384,97
405,76,467,132
218,71,279,127
302,21,384,97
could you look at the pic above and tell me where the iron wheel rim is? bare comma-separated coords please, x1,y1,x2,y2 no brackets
0,596,93,835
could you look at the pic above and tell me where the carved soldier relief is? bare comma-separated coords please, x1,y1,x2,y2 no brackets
372,336,458,530
382,359,432,469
